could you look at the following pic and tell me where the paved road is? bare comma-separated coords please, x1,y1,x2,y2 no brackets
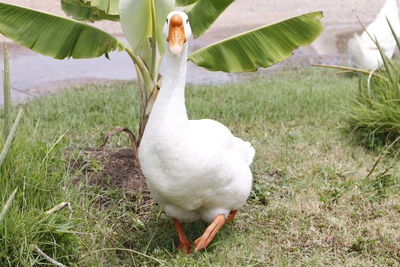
0,0,392,103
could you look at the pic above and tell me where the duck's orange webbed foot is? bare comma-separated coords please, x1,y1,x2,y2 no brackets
194,210,237,251
173,218,193,254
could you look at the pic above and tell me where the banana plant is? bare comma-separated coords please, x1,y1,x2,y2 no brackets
3,44,11,138
1,45,24,169
0,0,323,162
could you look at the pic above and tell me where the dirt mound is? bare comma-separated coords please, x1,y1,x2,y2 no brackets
72,147,152,208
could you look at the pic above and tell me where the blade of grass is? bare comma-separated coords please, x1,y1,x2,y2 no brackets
0,187,18,223
367,68,378,96
386,18,400,51
45,202,73,219
375,39,397,86
33,245,67,267
365,136,400,179
313,64,387,80
3,43,11,138
0,108,23,168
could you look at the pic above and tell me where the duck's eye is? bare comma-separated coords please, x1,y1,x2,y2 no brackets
166,18,168,23
186,19,189,24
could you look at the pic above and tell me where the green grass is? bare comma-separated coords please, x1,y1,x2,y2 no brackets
1,67,399,266
347,65,400,150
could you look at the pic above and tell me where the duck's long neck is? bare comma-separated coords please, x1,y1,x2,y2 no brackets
150,44,189,124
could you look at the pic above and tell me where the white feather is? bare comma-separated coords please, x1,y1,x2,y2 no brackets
139,11,254,223
348,0,400,69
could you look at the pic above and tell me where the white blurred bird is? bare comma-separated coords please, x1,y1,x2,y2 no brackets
348,0,400,69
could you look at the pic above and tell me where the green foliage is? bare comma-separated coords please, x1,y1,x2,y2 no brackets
176,0,199,6
361,171,400,201
62,0,120,17
346,63,400,148
119,0,174,55
189,12,324,72
320,20,400,150
81,0,120,15
0,3,126,59
186,0,235,37
61,0,120,21
0,188,17,223
0,108,23,168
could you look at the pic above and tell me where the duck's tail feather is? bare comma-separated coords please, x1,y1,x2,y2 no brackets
246,142,256,166
233,137,255,166
348,34,365,68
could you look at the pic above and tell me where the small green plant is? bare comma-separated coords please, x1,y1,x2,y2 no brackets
347,63,400,148
318,20,400,149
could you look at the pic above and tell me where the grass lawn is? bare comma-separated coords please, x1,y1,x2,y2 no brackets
1,67,399,266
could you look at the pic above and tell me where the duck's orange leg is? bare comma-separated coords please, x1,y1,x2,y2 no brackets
226,210,237,222
173,218,192,254
194,210,237,251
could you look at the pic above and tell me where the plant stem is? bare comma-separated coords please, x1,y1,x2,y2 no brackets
125,47,155,150
33,245,67,267
0,187,17,223
45,202,73,219
125,47,153,90
3,43,11,138
135,64,147,121
0,108,23,168
313,64,387,80
150,0,157,80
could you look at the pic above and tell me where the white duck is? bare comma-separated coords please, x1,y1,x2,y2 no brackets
139,11,255,253
348,0,400,69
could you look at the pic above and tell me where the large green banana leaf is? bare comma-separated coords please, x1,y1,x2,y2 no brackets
189,11,323,72
61,0,120,21
186,0,235,38
176,0,199,6
77,0,120,15
119,0,174,55
0,3,127,59
62,0,200,21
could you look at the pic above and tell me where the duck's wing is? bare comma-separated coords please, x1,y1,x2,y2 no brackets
188,119,255,166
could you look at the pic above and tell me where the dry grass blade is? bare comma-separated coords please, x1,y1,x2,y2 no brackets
101,127,137,152
367,68,378,96
0,108,23,168
101,126,139,167
365,136,400,179
45,202,73,219
313,64,387,80
0,187,17,223
33,245,68,267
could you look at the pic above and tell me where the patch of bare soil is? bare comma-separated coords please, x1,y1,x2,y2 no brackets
72,147,152,209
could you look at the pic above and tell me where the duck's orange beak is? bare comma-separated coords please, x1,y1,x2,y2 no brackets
167,14,186,55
